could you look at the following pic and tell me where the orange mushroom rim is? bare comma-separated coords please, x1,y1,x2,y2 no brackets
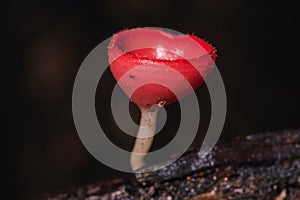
72,27,227,173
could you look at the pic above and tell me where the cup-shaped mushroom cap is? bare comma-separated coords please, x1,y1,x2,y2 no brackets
108,28,217,108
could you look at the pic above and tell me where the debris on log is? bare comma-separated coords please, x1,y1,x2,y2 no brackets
33,129,300,200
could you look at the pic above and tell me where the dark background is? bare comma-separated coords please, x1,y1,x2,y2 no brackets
1,0,299,199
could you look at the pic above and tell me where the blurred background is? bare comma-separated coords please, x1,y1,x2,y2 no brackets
1,0,299,199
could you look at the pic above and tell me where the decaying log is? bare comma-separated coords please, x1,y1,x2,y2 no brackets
34,129,300,200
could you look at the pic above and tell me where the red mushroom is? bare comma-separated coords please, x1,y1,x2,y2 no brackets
108,28,216,171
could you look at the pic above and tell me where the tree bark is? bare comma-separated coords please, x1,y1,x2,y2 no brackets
33,129,300,200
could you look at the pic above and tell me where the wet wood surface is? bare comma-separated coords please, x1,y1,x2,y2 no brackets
34,129,300,200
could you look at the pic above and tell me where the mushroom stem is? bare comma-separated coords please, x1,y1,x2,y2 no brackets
130,105,160,171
